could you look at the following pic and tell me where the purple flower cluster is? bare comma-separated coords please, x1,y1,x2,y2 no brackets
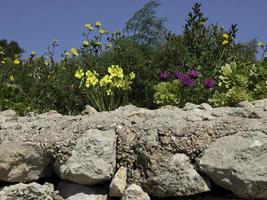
203,79,216,89
188,69,200,78
159,70,170,81
174,71,195,87
159,68,216,89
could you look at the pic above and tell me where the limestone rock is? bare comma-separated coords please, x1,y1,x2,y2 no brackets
0,141,51,182
54,129,117,185
198,131,267,199
142,152,210,197
57,181,107,200
0,182,61,200
109,166,127,197
81,105,98,116
121,184,150,200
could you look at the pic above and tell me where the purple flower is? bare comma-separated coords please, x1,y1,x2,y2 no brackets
174,71,184,79
174,71,195,87
188,69,200,78
203,79,216,89
159,70,170,81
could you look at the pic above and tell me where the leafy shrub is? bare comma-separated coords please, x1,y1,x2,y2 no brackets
209,59,267,106
153,79,181,106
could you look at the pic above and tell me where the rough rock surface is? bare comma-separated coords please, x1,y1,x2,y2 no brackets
0,182,62,200
121,184,150,200
141,152,209,197
57,181,107,200
109,166,127,197
0,141,51,182
0,99,266,199
54,129,117,185
198,131,267,199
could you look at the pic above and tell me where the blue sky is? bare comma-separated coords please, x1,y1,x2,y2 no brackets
0,0,266,58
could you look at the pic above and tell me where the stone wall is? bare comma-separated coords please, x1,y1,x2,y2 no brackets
0,99,266,200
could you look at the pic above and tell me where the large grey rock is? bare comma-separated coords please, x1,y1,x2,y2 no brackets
0,182,62,200
121,184,150,200
142,152,210,197
109,166,127,197
0,141,51,182
198,131,267,199
57,181,107,200
54,129,117,185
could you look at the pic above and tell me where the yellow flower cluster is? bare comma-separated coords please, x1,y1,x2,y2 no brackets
108,65,124,79
71,48,79,57
85,70,99,87
75,65,136,95
222,33,229,45
85,23,94,31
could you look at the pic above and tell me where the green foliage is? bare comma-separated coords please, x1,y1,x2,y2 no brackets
153,80,181,106
209,60,267,106
0,39,23,58
0,83,35,115
124,0,167,48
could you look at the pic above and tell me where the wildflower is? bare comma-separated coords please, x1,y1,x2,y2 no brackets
99,28,107,34
203,79,216,89
174,71,184,79
222,40,229,45
83,40,90,47
105,44,112,48
180,74,195,87
44,61,49,66
106,89,112,96
100,75,112,86
95,21,101,27
13,59,21,65
95,41,101,46
129,72,136,80
71,48,79,57
85,70,99,87
9,75,15,81
1,60,5,64
85,23,94,31
258,41,265,47
31,51,36,56
75,69,84,79
159,70,170,81
113,79,127,89
188,69,199,78
108,65,124,79
223,33,229,39
65,51,70,57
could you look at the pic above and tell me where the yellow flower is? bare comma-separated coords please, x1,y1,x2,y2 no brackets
31,51,36,56
99,28,107,34
129,72,136,80
83,40,90,46
113,79,129,89
95,21,101,27
222,40,229,45
71,48,79,56
1,60,5,64
105,44,112,48
13,59,21,65
100,75,112,86
85,23,94,31
106,89,112,96
223,33,229,39
85,70,99,87
65,51,70,57
108,65,123,79
9,75,15,81
258,41,265,47
75,69,84,79
44,61,49,66
95,41,101,46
